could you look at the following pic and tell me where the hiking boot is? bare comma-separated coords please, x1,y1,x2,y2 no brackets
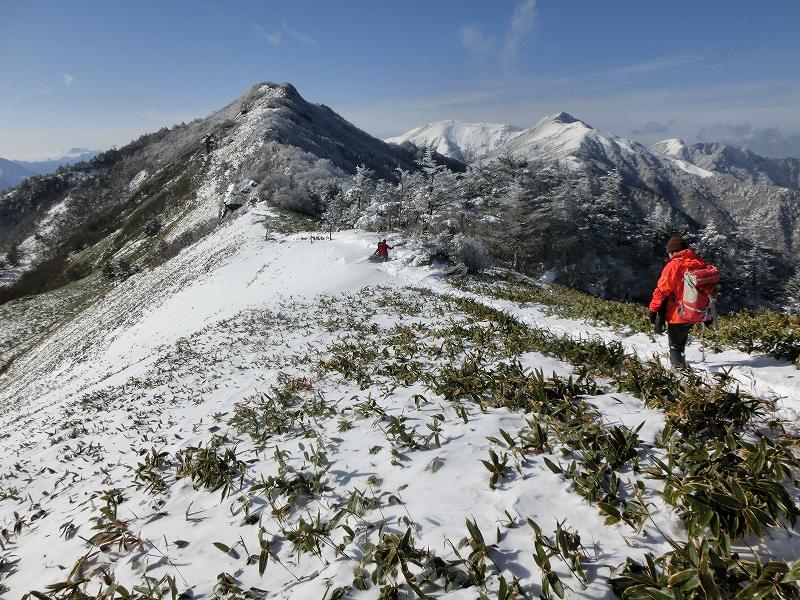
669,349,686,368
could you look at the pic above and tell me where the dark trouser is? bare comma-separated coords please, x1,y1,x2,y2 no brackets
667,323,693,367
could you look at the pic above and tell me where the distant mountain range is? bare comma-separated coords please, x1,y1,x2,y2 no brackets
388,114,800,256
0,158,37,192
0,149,100,192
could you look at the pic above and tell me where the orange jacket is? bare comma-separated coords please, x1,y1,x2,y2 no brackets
649,248,709,324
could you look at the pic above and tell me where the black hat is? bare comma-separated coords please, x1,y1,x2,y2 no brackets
666,236,689,254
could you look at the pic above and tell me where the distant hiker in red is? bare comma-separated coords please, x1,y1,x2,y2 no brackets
649,236,719,367
376,239,393,262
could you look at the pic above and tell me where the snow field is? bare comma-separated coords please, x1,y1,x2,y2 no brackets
0,286,676,598
1,217,799,598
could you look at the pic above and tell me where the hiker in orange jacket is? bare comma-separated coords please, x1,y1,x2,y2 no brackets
649,236,711,367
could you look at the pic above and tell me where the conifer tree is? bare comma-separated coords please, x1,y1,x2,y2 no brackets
415,148,456,231
785,272,800,314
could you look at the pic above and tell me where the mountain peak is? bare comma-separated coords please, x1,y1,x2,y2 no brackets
535,112,586,127
650,138,688,160
385,120,524,163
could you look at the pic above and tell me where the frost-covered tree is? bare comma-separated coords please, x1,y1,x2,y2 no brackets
494,152,527,182
588,169,627,245
345,165,376,217
356,179,396,231
5,242,22,267
394,169,424,229
415,148,457,231
785,272,800,314
456,235,491,273
322,188,352,238
740,244,775,298
639,202,674,254
459,165,493,203
696,219,727,261
493,178,529,268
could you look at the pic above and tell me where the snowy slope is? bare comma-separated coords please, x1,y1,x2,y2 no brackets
1,207,799,598
386,120,524,163
649,138,691,161
650,140,714,178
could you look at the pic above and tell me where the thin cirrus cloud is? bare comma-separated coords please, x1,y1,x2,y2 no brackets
459,0,536,67
62,74,74,85
502,0,536,66
252,20,317,47
609,55,706,76
460,24,492,56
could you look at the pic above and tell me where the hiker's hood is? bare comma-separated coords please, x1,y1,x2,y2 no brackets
671,248,706,269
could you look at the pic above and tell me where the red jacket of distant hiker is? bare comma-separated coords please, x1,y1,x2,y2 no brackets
377,242,391,257
649,248,709,324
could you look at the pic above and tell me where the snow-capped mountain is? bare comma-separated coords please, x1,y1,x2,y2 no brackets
652,139,800,190
392,112,800,257
485,111,669,173
390,112,708,188
386,119,523,163
389,112,654,167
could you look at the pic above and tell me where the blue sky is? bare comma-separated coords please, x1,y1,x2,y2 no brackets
2,0,799,159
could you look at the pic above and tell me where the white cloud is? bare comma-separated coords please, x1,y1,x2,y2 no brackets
252,24,282,46
34,86,52,96
503,0,536,66
282,20,317,46
460,24,492,56
610,55,705,76
252,21,317,47
62,73,74,85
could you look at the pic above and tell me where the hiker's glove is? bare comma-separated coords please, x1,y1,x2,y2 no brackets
654,313,665,335
649,311,657,325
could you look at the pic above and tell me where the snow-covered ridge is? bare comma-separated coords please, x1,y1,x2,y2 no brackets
670,157,714,178
386,119,524,163
650,139,713,177
389,112,659,167
650,138,689,160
